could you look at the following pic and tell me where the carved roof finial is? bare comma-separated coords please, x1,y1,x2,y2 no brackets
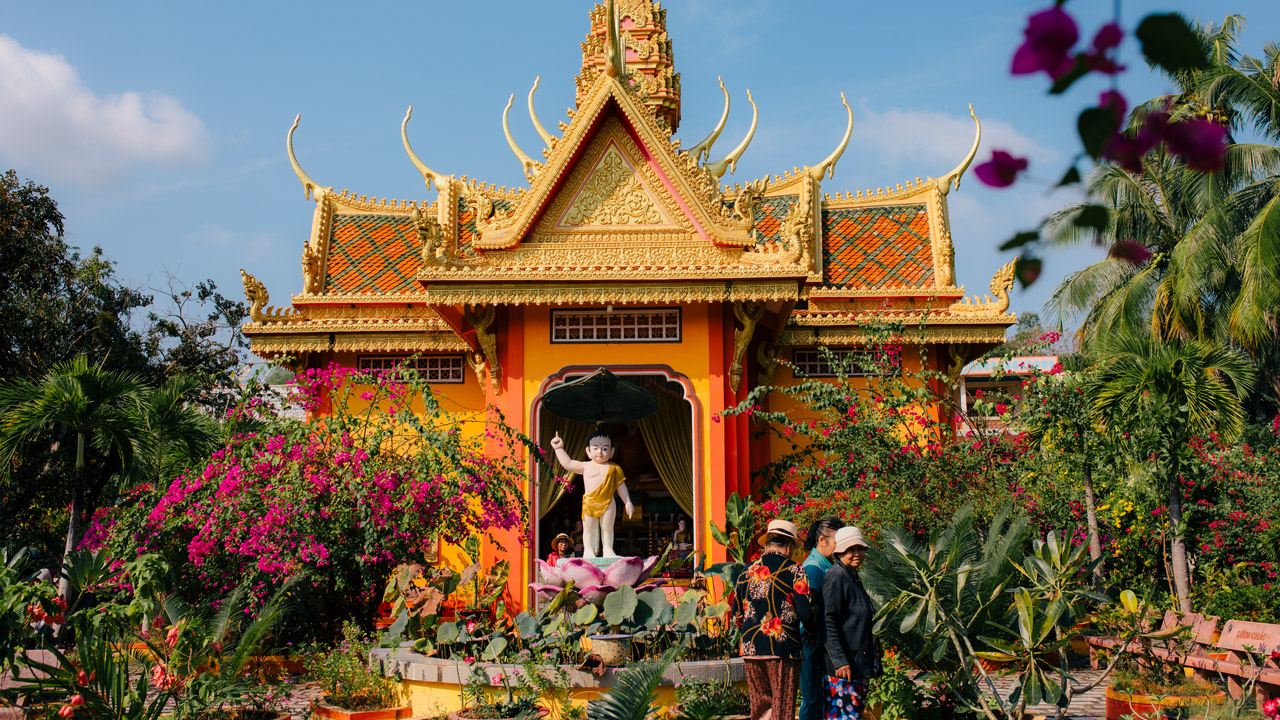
604,0,626,78
528,76,555,148
402,106,447,192
705,89,758,179
502,94,540,182
808,93,853,182
937,104,981,196
287,115,331,203
686,77,730,163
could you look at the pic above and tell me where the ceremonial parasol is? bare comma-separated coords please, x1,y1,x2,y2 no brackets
542,368,658,426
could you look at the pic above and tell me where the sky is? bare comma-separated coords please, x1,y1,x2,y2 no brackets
2,0,1278,338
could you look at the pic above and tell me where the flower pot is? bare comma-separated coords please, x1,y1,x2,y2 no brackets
587,634,632,667
196,711,292,720
1104,685,1224,720
311,701,414,720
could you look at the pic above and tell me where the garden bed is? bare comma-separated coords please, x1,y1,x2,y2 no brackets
369,649,745,717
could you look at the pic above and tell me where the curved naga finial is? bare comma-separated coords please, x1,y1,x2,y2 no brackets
808,92,853,182
686,77,730,163
287,115,331,202
705,89,758,179
402,106,448,192
527,76,555,147
937,104,981,196
502,94,540,182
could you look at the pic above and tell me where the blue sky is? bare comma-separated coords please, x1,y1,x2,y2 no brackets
3,1,1278,338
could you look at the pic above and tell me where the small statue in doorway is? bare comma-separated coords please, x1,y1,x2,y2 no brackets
550,431,635,559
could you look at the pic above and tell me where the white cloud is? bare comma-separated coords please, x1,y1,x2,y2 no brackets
853,106,1058,171
0,35,209,186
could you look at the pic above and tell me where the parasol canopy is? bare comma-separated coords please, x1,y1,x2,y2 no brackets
542,368,658,426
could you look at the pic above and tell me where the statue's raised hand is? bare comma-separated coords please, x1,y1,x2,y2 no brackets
550,432,564,450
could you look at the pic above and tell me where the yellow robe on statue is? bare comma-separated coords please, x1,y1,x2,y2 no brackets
581,464,626,518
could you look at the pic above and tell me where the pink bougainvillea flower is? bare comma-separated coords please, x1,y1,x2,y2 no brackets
974,151,1029,188
1109,240,1153,265
1102,131,1157,174
1099,90,1127,125
1082,22,1125,74
1162,117,1229,173
1011,6,1079,79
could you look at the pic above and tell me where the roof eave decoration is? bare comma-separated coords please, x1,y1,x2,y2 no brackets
417,280,802,307
468,72,762,251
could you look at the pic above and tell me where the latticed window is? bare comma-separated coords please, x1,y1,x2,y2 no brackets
551,308,681,343
791,348,901,377
356,355,465,383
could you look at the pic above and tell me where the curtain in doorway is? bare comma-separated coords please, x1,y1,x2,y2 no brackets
637,383,695,517
537,416,596,519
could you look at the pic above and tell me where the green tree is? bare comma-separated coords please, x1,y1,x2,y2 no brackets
1091,334,1255,612
0,355,145,595
127,375,219,489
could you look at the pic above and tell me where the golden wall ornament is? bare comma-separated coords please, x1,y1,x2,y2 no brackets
301,241,323,294
240,269,304,324
730,300,766,392
463,305,502,395
757,341,781,386
561,146,668,226
949,258,1017,316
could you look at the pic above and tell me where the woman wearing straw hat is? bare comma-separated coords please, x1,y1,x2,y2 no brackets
732,519,809,720
546,533,574,567
821,526,879,720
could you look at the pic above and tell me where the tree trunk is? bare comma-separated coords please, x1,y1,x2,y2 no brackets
1082,455,1104,583
58,432,86,599
1167,450,1192,613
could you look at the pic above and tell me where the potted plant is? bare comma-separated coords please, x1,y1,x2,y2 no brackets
669,675,749,720
449,663,544,720
306,623,411,720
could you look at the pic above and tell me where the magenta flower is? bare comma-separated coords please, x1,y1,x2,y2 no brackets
531,556,664,606
1099,90,1127,125
1083,22,1125,74
973,150,1029,188
1011,6,1079,79
1162,117,1229,173
1109,240,1153,266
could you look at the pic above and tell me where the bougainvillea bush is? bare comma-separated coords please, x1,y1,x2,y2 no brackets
92,363,532,636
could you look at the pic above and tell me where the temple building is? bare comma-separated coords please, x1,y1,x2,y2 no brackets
241,0,1016,608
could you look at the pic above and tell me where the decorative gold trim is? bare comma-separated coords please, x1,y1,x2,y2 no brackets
402,106,449,192
287,115,331,204
241,269,304,324
705,89,757,180
948,259,1016,316
527,76,556,148
686,77,729,163
730,301,765,392
804,286,964,299
777,325,1008,346
463,305,502,395
935,105,981,197
806,93,853,182
420,281,800,306
503,94,542,183
242,331,470,357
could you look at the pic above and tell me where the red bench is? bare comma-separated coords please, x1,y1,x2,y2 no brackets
1086,612,1280,710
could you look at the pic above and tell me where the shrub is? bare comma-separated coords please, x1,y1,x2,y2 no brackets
304,623,402,712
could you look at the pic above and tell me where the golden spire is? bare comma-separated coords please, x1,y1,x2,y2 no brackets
687,77,730,163
807,93,853,182
286,115,330,202
402,106,447,191
527,76,555,147
705,89,758,179
937,104,981,196
604,0,625,78
503,94,540,182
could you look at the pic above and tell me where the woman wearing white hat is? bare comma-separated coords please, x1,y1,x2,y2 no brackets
821,526,878,720
732,519,808,720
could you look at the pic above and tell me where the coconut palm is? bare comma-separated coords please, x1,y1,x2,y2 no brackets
127,374,219,488
0,355,145,596
1090,333,1255,612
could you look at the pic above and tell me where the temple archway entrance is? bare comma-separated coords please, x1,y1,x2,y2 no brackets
531,366,699,578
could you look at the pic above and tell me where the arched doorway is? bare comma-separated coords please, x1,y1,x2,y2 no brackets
529,366,701,581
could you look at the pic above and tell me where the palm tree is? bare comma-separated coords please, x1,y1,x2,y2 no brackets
1091,333,1255,612
0,355,145,596
127,375,218,489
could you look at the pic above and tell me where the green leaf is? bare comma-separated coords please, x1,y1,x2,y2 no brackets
1057,166,1082,186
481,636,508,661
900,597,927,634
1048,56,1091,95
436,621,459,644
972,650,1018,662
602,585,638,627
515,612,538,638
573,604,599,626
999,231,1040,252
675,600,697,627
1015,257,1043,288
1078,108,1119,160
1072,205,1110,236
1120,589,1138,614
1136,13,1211,73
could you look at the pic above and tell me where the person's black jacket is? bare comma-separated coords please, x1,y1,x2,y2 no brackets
821,561,877,679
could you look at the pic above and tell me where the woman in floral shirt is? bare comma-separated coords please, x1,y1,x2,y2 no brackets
733,519,812,720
